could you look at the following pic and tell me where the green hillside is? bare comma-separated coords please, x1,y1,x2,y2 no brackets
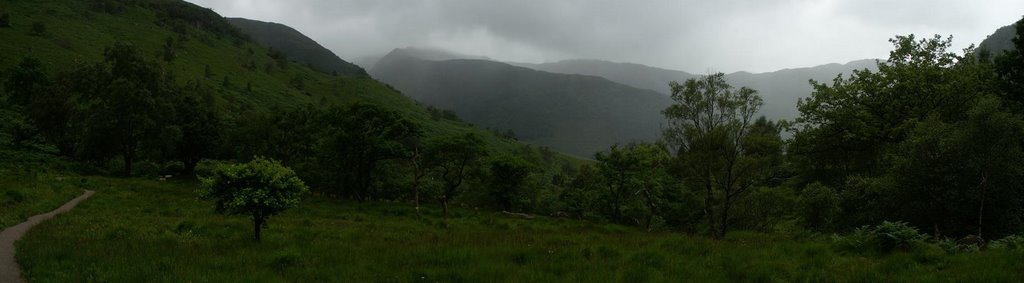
224,17,365,76
0,0,588,226
0,0,541,157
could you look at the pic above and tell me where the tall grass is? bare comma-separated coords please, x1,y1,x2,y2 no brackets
0,147,84,229
13,174,1024,282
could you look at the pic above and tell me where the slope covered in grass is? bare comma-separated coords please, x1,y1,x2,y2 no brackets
225,17,365,76
0,150,83,229
0,0,542,163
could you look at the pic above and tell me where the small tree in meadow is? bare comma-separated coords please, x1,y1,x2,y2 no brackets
200,157,309,242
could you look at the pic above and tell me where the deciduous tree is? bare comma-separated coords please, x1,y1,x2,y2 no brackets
200,157,308,242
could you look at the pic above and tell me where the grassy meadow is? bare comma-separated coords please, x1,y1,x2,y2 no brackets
8,169,1023,282
0,146,86,229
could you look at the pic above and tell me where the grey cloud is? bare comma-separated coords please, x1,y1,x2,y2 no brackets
188,0,1024,73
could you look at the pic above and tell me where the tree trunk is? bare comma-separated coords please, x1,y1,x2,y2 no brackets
642,188,657,232
123,151,133,177
704,178,715,234
442,198,449,219
253,215,264,242
183,158,198,177
414,183,421,215
718,196,731,239
977,174,988,238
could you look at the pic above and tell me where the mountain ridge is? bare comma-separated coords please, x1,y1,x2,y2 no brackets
225,17,365,76
371,48,671,157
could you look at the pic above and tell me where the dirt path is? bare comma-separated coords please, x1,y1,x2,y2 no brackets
0,190,95,283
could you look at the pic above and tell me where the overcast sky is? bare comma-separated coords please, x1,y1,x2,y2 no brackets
187,0,1023,73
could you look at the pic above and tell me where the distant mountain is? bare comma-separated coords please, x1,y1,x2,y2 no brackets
354,55,383,71
226,18,365,76
519,59,879,121
386,47,491,62
725,60,878,121
512,60,695,94
372,48,671,157
979,22,1018,56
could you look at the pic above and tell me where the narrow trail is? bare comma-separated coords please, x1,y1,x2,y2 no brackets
0,190,95,283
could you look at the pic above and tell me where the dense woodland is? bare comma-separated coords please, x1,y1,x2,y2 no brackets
4,0,1024,252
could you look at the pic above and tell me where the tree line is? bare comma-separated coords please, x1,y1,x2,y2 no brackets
0,40,568,221
571,20,1024,240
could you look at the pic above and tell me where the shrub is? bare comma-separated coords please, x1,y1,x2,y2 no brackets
990,235,1024,251
832,221,928,254
873,221,929,252
832,225,875,253
936,237,983,254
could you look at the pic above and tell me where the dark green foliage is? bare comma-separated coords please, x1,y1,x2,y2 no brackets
145,0,249,42
594,143,677,230
3,42,225,177
200,157,309,242
0,110,37,147
798,183,840,231
487,155,534,211
316,103,421,200
732,186,797,232
833,221,929,254
791,34,1024,238
172,82,223,175
77,42,175,176
663,73,782,238
4,57,49,108
426,133,487,218
990,235,1024,251
560,164,601,220
2,57,51,147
